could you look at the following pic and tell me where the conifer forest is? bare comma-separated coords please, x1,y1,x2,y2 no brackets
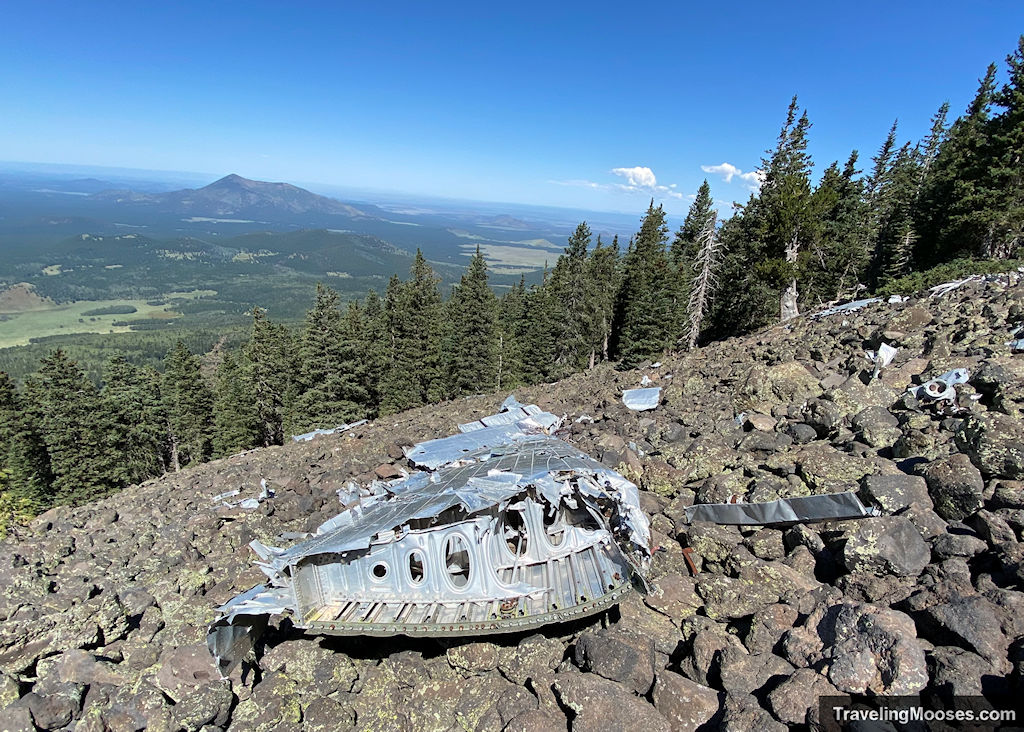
1,36,1023,532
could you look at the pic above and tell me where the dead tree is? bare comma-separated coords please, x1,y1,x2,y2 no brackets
686,211,722,350
780,228,800,321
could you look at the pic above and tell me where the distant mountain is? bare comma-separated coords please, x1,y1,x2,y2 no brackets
92,174,367,218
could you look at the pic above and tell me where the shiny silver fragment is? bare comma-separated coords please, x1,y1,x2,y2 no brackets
291,419,368,443
684,491,879,525
622,387,661,411
810,298,881,319
908,368,969,405
208,396,651,675
867,342,898,380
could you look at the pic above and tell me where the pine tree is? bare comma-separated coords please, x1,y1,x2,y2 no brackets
801,152,868,304
243,307,294,446
101,356,167,485
919,102,950,184
982,35,1024,258
445,247,499,395
380,252,444,414
876,143,924,283
497,278,527,389
686,211,723,349
162,341,213,470
359,289,388,413
671,180,714,265
287,284,368,433
24,350,118,505
549,223,592,375
613,200,674,367
582,235,620,366
212,352,259,457
518,274,559,384
923,64,1000,263
0,372,52,508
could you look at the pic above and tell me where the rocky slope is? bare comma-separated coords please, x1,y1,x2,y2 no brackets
1,273,1023,731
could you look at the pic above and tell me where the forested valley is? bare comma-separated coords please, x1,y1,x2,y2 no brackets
1,36,1022,533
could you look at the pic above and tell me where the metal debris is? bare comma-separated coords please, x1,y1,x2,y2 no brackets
208,397,651,675
928,269,1023,299
622,387,661,411
291,419,368,443
866,342,898,380
908,368,969,406
810,298,881,319
684,491,879,526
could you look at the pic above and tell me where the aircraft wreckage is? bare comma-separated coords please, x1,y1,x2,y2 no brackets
208,397,652,674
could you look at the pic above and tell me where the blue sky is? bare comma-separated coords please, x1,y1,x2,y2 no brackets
2,1,1022,215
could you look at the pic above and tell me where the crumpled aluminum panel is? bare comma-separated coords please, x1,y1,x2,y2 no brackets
622,387,661,411
208,395,651,675
684,491,879,525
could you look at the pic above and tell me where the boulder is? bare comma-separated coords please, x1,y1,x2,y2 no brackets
956,412,1024,479
922,454,986,520
839,516,929,577
447,642,499,677
153,644,222,703
552,672,672,732
720,692,787,732
651,672,720,732
818,602,928,695
766,667,841,727
920,596,1011,672
852,406,901,448
744,604,799,655
717,646,795,695
742,361,823,409
860,473,931,512
574,628,656,695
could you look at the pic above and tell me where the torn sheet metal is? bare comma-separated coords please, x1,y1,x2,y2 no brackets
811,298,881,319
291,419,368,443
684,491,879,526
622,387,661,411
867,342,898,380
209,395,651,675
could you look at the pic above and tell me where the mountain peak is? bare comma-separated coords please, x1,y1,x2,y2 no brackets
207,173,254,188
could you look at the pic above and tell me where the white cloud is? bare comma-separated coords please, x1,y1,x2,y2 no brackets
611,166,657,188
551,165,684,200
701,162,742,183
701,162,765,192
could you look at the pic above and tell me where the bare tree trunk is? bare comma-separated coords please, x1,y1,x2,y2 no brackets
687,212,721,350
588,349,595,370
496,334,503,390
780,229,800,321
169,433,180,472
602,320,609,362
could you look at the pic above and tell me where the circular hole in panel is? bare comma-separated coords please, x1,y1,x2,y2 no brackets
371,563,388,579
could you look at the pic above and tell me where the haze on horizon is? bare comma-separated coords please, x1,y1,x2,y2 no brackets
2,1,1022,215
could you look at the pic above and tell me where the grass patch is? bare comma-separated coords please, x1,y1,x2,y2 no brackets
0,290,214,348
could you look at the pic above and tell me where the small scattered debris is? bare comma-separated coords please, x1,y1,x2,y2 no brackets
291,419,368,443
866,342,898,380
810,297,881,319
622,387,661,411
908,368,970,407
